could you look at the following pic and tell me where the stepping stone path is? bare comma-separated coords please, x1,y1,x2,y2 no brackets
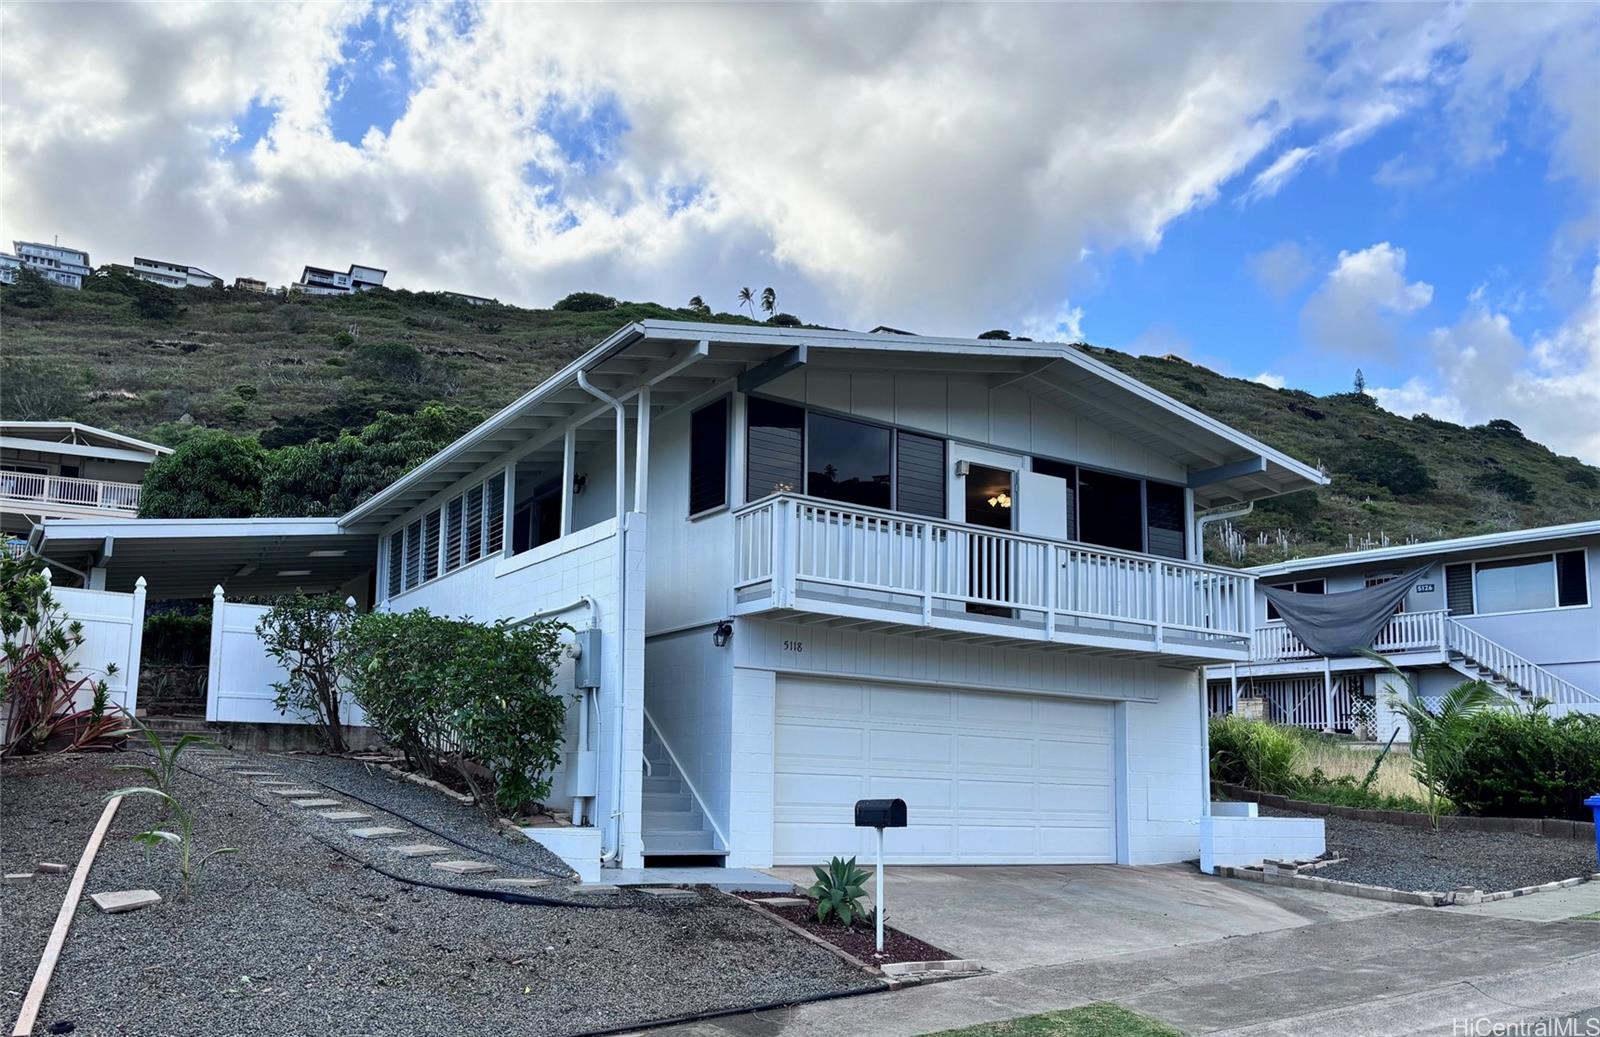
392,844,452,858
431,860,499,876
269,788,322,797
570,884,620,896
4,873,34,884
755,896,809,908
317,810,373,821
36,862,68,875
489,877,555,888
348,827,406,840
289,798,343,809
638,887,698,902
90,890,162,914
230,771,281,778
255,781,299,788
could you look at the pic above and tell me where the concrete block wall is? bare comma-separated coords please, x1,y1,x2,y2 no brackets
1199,815,1326,874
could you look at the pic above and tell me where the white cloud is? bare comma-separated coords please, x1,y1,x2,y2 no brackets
1017,302,1086,344
1373,260,1600,463
0,3,1593,335
1248,241,1315,301
1251,372,1289,390
1301,242,1434,355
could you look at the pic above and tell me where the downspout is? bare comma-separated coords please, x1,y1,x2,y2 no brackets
575,368,630,866
1193,500,1253,564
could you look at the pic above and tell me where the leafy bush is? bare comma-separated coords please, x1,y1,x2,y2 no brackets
1438,710,1600,821
1384,668,1510,826
1338,440,1433,497
1208,715,1303,794
553,291,618,312
139,430,267,518
2,268,57,310
1471,469,1536,503
353,340,425,383
142,609,211,665
257,594,357,753
1,554,126,754
808,856,871,926
342,609,568,814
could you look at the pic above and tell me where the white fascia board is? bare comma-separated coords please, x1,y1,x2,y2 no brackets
1247,519,1600,578
0,437,165,465
39,516,351,543
0,422,173,456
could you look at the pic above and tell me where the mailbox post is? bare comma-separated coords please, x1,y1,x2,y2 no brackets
854,798,907,953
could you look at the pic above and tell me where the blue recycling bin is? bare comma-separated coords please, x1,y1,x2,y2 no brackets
1587,795,1600,868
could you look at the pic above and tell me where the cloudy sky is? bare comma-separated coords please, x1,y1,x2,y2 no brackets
3,2,1597,460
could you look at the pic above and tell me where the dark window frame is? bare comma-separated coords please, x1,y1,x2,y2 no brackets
688,395,731,518
1265,578,1325,621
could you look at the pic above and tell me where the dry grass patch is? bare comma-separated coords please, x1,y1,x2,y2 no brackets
1294,740,1430,802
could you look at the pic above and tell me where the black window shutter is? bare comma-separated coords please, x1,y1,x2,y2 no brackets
1556,550,1588,606
1145,482,1186,559
689,397,729,514
746,397,804,501
1445,562,1474,615
895,431,945,517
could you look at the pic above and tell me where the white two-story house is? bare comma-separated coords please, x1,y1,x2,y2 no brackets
1208,522,1600,735
1,422,169,542
322,320,1324,873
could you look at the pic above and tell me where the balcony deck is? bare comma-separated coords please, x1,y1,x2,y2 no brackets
0,472,143,520
731,495,1254,663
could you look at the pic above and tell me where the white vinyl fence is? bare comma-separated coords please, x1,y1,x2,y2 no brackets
206,586,367,728
42,569,147,715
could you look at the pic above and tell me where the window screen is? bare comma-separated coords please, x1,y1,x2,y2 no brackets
1556,550,1588,607
807,412,891,510
386,533,403,598
1144,482,1186,560
689,397,729,514
1077,469,1144,552
1445,562,1474,615
895,431,945,518
746,397,804,500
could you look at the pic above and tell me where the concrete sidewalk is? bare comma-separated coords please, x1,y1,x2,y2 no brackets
647,902,1599,1036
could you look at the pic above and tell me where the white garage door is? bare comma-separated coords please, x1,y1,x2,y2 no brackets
773,676,1116,865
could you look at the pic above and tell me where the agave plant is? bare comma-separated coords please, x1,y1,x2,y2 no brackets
808,855,870,927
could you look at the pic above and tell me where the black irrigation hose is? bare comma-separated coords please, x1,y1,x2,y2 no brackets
169,756,621,910
560,981,887,1037
293,761,577,882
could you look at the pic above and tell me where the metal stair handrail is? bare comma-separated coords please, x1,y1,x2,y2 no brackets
1444,618,1600,709
641,708,728,852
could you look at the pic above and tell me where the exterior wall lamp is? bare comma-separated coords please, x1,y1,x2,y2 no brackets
712,619,734,647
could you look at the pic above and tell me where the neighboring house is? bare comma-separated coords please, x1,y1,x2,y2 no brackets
440,290,496,306
123,256,224,289
292,263,386,295
233,276,270,293
10,240,93,289
1,422,170,541
33,320,1326,874
0,252,20,284
1207,521,1600,736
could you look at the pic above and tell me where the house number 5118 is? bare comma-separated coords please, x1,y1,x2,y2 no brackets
782,640,804,653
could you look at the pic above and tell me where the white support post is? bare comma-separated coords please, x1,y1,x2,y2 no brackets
560,425,576,537
922,522,936,626
1044,544,1057,640
1153,562,1166,650
1323,656,1335,733
773,498,794,609
633,387,651,513
1229,662,1239,713
206,585,226,724
124,577,147,717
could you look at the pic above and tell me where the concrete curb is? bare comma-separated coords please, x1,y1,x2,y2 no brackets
881,959,983,978
1216,783,1597,843
377,762,477,805
717,890,893,984
1216,861,1597,908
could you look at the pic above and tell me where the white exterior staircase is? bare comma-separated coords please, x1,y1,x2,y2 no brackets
641,717,726,860
1442,619,1600,716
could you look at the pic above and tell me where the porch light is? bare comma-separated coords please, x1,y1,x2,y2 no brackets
987,492,1011,509
712,619,734,647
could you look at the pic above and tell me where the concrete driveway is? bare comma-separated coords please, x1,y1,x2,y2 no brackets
647,865,1600,1036
769,862,1396,972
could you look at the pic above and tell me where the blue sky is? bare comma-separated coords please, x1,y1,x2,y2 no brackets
4,2,1595,457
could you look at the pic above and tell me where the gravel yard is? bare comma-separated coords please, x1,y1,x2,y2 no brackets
1,750,878,1037
1264,806,1598,893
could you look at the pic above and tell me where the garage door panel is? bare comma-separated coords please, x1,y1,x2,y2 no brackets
774,678,1116,865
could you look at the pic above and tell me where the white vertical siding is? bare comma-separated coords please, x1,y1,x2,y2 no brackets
644,629,735,840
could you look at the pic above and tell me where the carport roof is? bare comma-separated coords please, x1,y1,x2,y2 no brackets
29,517,374,599
340,320,1328,529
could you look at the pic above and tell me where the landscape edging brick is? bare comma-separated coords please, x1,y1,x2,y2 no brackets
1214,783,1596,842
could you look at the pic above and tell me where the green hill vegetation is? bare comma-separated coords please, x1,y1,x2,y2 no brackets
3,270,1595,565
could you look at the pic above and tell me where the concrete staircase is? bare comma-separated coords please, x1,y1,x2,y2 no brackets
1443,618,1600,716
641,721,725,862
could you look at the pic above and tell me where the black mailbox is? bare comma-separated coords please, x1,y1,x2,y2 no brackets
854,798,907,829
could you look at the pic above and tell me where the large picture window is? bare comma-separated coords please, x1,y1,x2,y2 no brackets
807,412,891,510
1077,469,1144,553
746,397,804,501
1448,550,1588,615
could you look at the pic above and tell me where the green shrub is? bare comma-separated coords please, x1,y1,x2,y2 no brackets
808,856,871,926
138,431,267,518
553,291,617,312
257,594,357,753
1440,710,1600,821
342,609,568,814
1209,716,1303,794
1470,469,1536,503
142,609,211,665
1338,440,1433,497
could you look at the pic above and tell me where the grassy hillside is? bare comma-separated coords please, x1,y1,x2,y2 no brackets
3,279,1596,565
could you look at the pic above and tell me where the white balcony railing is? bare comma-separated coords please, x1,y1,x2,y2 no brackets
0,471,142,512
734,495,1254,655
1251,609,1448,662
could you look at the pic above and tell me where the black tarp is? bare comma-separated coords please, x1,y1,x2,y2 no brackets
1261,563,1432,657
